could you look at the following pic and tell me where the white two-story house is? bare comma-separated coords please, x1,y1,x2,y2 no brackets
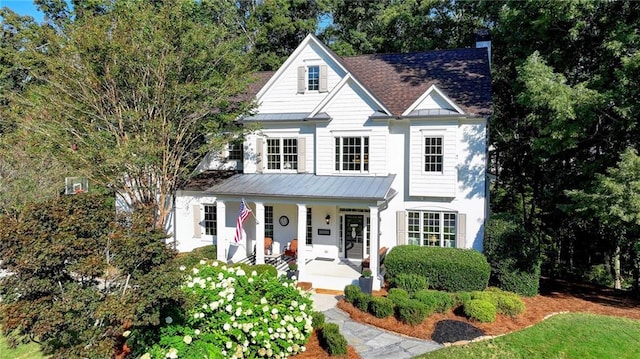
173,34,492,291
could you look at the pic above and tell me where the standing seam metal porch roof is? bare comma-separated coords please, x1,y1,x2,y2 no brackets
201,173,397,201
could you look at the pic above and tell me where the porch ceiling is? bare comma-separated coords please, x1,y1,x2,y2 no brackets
201,173,397,201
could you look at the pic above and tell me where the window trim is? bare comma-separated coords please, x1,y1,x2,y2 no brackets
407,210,456,248
203,204,217,236
334,136,369,173
266,138,298,171
265,205,274,238
306,208,313,245
423,136,443,173
308,65,319,91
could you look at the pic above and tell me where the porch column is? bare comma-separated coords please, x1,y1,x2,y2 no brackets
216,200,226,261
296,203,307,277
369,206,380,289
254,202,265,264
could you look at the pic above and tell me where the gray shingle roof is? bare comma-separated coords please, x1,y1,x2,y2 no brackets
244,46,492,118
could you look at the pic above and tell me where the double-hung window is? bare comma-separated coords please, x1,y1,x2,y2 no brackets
265,206,274,237
335,136,369,172
306,208,313,245
308,65,319,91
227,141,243,160
203,205,217,235
267,138,298,170
407,211,456,247
424,136,443,172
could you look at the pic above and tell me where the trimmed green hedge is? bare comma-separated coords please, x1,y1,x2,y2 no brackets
464,299,496,323
344,284,361,304
387,288,410,304
252,264,278,278
319,323,347,356
395,298,432,325
386,245,490,292
368,297,395,318
312,311,326,330
412,290,456,313
472,288,525,316
391,273,428,293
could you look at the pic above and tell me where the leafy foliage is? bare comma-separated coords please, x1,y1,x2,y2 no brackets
391,273,429,294
412,290,456,314
394,298,432,326
0,193,183,358
318,323,347,356
463,300,496,323
134,261,313,358
7,0,255,230
386,245,490,292
368,297,395,318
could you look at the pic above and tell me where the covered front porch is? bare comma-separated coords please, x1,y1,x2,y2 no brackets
188,172,397,291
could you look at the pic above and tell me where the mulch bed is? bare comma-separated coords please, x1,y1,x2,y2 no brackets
295,278,640,356
340,278,640,343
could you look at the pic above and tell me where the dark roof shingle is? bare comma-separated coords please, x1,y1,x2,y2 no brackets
246,46,492,117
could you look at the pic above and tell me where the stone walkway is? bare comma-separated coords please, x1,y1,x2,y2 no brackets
313,293,443,359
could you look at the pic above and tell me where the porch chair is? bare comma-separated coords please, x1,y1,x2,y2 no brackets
283,239,298,258
264,237,273,255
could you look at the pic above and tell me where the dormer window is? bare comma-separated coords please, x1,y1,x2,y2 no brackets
297,64,327,93
308,65,319,91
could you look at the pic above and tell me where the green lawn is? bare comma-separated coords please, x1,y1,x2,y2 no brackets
0,332,45,359
417,312,640,359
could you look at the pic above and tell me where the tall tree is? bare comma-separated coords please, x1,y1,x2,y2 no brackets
9,0,254,230
567,148,640,291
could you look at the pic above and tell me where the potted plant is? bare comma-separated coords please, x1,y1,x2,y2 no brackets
287,262,299,280
359,269,373,294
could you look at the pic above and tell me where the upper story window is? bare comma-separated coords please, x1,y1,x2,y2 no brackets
407,211,456,247
267,138,298,170
424,136,443,172
227,141,243,161
335,136,369,172
308,65,319,91
297,64,327,93
203,204,217,235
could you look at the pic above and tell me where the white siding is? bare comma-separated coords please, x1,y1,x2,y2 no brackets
409,119,459,197
258,43,346,114
413,92,455,111
243,125,314,174
315,80,388,175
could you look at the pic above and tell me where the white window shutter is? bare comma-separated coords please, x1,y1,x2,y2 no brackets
193,204,202,238
297,66,305,93
396,211,406,245
319,65,328,92
256,138,263,173
297,137,306,173
456,213,466,248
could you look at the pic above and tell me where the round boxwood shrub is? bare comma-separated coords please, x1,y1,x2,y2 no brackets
386,245,490,292
134,261,314,358
464,299,496,323
344,284,361,304
495,264,540,297
368,296,395,318
395,298,432,326
475,288,525,316
412,290,456,313
312,311,326,330
318,323,347,356
453,291,472,307
387,288,410,304
252,264,278,278
354,292,372,312
391,273,428,294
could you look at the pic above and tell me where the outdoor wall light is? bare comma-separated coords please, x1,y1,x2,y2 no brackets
325,214,331,225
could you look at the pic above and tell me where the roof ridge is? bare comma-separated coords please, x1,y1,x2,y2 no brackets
342,47,484,59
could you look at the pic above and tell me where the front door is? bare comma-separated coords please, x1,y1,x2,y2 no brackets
344,214,364,259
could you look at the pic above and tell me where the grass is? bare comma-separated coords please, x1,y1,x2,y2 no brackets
0,328,46,359
417,313,640,359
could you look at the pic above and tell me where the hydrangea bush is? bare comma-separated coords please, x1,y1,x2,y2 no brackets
136,260,314,358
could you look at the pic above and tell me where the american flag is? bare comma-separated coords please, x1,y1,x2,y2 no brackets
233,199,252,243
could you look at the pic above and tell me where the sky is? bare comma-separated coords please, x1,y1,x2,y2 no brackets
1,0,46,22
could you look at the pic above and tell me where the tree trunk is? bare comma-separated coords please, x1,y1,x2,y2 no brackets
613,244,622,290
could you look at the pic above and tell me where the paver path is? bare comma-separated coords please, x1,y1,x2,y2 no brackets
323,307,443,359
